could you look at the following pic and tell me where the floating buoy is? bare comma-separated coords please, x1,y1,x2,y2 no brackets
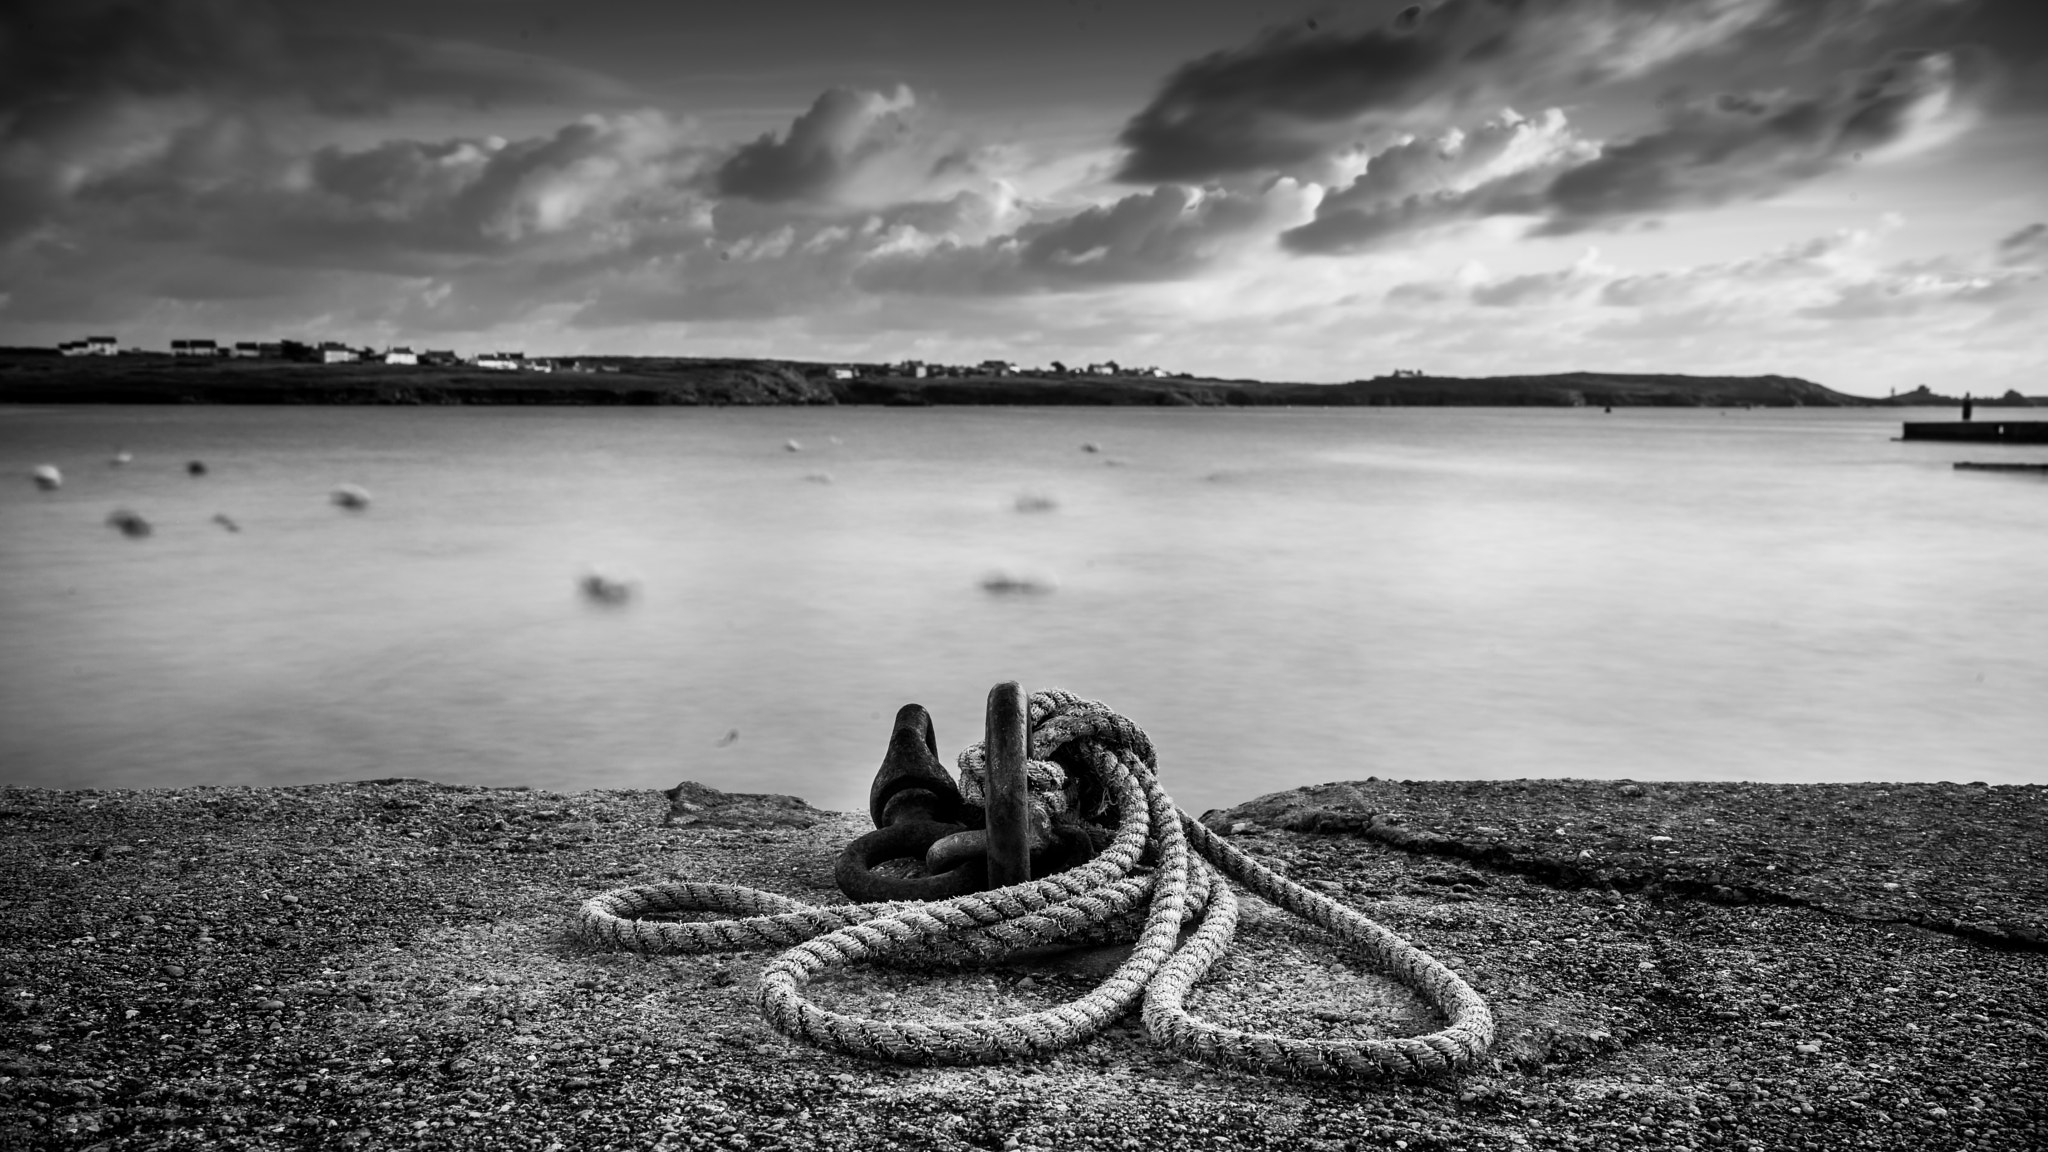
330,484,371,511
1080,442,1100,454
579,568,637,605
212,513,240,533
187,461,207,476
33,465,61,491
784,440,802,452
106,508,152,538
111,452,132,467
980,570,1058,595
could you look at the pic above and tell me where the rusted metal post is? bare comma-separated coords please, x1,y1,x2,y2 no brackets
984,681,1031,888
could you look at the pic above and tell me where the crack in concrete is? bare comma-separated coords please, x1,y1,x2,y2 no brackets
1241,807,2048,954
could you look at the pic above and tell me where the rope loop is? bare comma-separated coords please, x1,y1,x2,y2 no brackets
574,690,1495,1080
956,744,1072,818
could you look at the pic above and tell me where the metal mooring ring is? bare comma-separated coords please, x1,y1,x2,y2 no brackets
834,820,986,903
924,822,1100,881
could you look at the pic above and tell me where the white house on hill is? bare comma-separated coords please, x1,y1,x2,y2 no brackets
381,348,418,365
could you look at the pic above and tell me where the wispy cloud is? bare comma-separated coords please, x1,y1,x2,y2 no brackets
858,181,1316,296
1383,218,2044,325
1996,221,2047,266
1280,107,1593,254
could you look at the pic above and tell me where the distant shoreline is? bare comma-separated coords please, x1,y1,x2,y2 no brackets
4,351,2042,409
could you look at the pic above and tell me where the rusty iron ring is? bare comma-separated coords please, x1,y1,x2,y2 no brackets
834,820,986,903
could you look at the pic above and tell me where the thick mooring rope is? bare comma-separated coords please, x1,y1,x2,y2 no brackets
574,689,1494,1080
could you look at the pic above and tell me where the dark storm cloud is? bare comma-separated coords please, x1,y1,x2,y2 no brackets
1280,45,1987,254
1535,49,1984,235
1112,20,1457,182
0,0,629,242
715,86,918,205
1114,0,1965,183
290,114,708,254
0,0,625,117
0,108,721,339
0,43,1023,338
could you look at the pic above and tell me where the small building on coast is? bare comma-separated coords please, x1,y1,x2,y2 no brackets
171,339,223,357
58,336,118,356
318,342,358,364
380,348,419,365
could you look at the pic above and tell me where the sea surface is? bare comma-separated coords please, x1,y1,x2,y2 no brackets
4,404,2044,816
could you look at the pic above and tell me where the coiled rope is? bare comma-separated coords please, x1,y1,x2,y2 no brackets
575,689,1494,1080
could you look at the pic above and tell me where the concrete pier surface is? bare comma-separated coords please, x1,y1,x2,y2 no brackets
1902,420,2048,443
2,778,2042,1151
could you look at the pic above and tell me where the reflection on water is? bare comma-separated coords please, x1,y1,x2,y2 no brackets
3,404,2044,814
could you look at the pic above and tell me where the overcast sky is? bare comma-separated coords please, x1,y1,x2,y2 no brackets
2,0,2044,395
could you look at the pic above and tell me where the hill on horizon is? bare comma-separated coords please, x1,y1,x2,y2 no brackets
6,351,2039,408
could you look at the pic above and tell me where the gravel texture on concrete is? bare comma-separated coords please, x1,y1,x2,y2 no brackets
1,777,2042,1152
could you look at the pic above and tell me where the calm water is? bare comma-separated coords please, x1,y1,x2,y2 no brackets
3,405,2044,815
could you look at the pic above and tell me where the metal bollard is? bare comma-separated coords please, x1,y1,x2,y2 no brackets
867,703,964,829
838,688,1104,903
923,682,1097,883
983,681,1032,888
834,704,982,902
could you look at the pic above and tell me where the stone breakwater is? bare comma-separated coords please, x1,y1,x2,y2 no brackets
0,779,2041,1152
